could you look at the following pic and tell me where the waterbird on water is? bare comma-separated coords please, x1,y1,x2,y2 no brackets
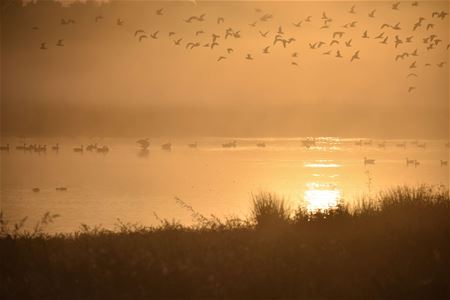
161,143,172,151
364,157,375,165
73,145,84,153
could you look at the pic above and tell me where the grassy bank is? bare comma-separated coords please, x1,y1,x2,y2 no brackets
1,186,449,299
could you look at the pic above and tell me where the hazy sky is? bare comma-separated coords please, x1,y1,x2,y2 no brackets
1,0,449,137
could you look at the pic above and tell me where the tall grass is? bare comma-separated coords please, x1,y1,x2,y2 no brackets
0,185,449,299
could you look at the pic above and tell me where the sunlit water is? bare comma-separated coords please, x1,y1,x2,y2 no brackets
1,137,448,233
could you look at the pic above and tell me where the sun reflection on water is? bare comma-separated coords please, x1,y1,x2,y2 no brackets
304,183,341,212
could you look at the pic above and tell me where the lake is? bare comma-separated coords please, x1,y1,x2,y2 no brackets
1,137,448,233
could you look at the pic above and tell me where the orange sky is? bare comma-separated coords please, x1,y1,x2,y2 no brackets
1,0,449,137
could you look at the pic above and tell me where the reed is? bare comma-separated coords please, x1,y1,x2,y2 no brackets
0,185,449,299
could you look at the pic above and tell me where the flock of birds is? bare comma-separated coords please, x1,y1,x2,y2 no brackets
1,138,448,168
31,1,449,93
1,137,448,193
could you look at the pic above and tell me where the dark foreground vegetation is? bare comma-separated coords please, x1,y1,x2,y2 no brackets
1,186,449,299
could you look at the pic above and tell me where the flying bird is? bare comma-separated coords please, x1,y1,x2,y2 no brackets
368,10,376,18
150,31,159,39
293,21,302,27
394,36,403,48
409,61,417,69
245,54,254,60
392,2,400,10
349,5,356,14
362,30,369,38
95,15,103,22
40,42,47,50
174,38,182,45
139,35,148,42
333,31,345,39
262,46,270,53
117,19,124,26
217,56,226,62
135,29,145,36
350,50,360,62
56,39,64,47
408,86,415,93
374,32,385,39
336,50,343,58
259,30,270,37
156,8,164,15
392,22,401,30
217,17,225,24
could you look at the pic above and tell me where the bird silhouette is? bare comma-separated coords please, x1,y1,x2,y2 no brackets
362,30,369,38
150,31,159,39
156,8,163,15
333,32,345,39
409,61,417,68
408,86,415,93
277,26,284,35
305,16,312,22
330,40,339,46
394,36,403,48
368,10,376,18
135,29,145,36
95,15,103,22
262,46,270,54
293,21,302,27
117,19,124,26
380,36,388,44
217,56,226,62
139,35,148,42
174,38,182,46
407,73,418,78
245,54,254,60
349,5,356,14
392,2,400,10
259,30,269,37
227,48,233,54
40,42,47,50
336,50,343,58
260,14,273,22
56,39,64,46
217,17,225,24
345,39,352,47
195,30,204,36
350,50,360,62
374,32,385,39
